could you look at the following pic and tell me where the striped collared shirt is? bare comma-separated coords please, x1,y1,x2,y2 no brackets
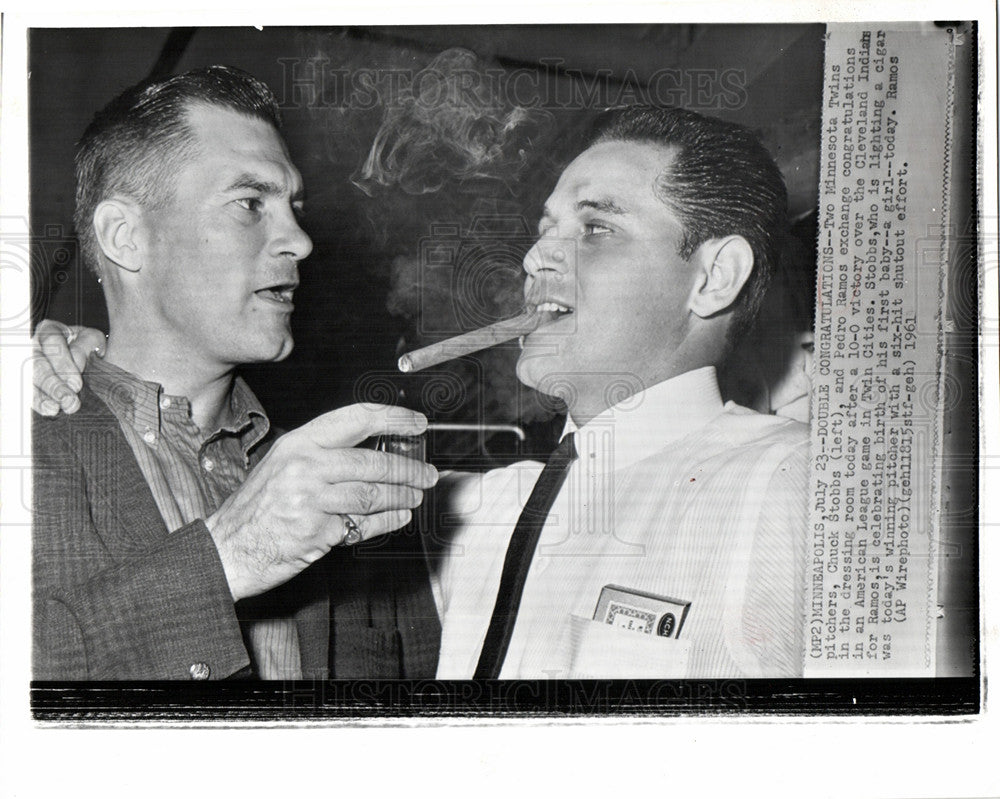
86,354,302,679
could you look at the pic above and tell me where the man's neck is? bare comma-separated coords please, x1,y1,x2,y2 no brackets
568,360,714,426
566,334,727,426
103,335,237,433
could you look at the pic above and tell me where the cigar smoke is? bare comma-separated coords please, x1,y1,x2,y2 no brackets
351,46,562,436
353,48,551,197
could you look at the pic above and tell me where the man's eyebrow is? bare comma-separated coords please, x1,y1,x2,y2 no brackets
537,197,628,232
224,173,305,203
576,198,627,215
539,199,628,220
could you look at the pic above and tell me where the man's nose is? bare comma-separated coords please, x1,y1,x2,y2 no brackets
523,236,571,276
273,210,314,262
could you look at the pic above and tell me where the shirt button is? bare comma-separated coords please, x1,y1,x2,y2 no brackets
202,458,215,472
160,396,172,409
189,662,211,680
142,429,157,446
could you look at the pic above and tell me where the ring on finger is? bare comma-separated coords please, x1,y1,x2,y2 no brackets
341,514,363,546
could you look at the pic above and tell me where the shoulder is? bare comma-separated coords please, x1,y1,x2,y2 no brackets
717,407,811,501
32,389,122,527
33,385,119,455
712,403,809,456
670,405,810,497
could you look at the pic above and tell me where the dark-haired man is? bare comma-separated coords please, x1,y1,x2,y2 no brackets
430,106,810,679
31,66,438,680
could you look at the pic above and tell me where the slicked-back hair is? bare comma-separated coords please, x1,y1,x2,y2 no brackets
74,65,283,275
586,105,789,345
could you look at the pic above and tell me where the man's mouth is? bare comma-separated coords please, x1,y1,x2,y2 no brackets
255,283,297,305
533,301,574,317
531,301,575,327
520,301,574,347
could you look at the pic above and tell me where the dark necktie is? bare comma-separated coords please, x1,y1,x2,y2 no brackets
474,432,578,679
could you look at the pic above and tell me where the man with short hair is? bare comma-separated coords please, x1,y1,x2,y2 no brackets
31,66,439,680
430,106,809,679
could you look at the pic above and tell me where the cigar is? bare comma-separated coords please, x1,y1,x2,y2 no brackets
398,309,543,373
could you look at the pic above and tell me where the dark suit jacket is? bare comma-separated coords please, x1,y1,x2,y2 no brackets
33,385,440,680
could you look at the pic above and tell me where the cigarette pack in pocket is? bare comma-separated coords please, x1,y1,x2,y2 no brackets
593,584,691,639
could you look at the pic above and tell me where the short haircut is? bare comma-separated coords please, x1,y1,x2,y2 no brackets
586,105,789,344
74,65,283,275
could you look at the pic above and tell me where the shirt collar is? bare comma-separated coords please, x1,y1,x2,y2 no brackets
227,374,271,456
85,354,270,458
561,366,725,473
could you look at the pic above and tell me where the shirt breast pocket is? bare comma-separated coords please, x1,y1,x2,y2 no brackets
566,614,692,679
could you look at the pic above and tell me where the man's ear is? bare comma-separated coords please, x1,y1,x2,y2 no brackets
92,199,143,274
687,235,754,319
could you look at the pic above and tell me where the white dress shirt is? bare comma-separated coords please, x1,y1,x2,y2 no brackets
429,367,810,679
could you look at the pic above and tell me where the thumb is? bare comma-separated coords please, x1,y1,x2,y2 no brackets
69,327,108,372
303,403,428,449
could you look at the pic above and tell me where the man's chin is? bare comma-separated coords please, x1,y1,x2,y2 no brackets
515,352,577,405
514,351,543,391
271,341,294,362
240,335,294,365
